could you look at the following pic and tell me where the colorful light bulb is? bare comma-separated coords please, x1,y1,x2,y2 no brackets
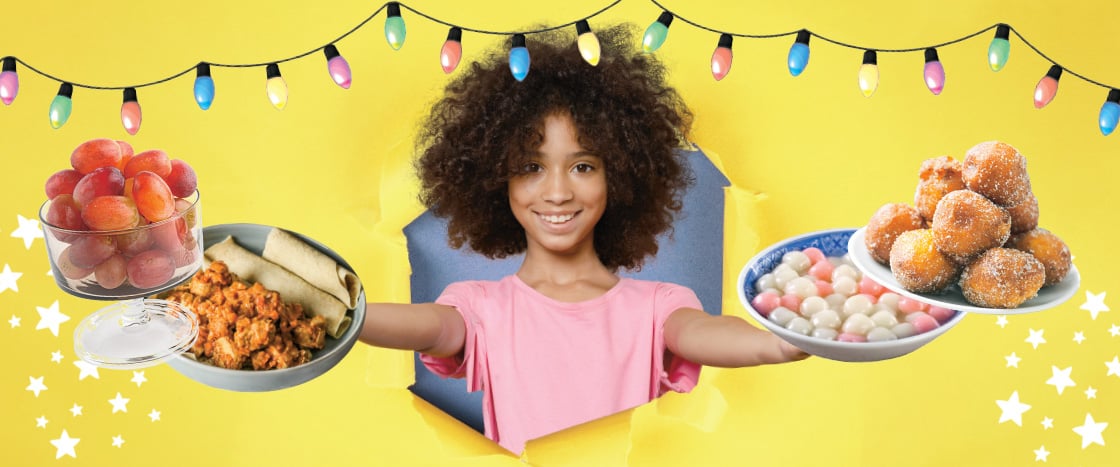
48,83,73,129
0,57,18,105
1099,89,1120,136
711,34,733,81
384,2,406,50
121,88,141,135
923,48,945,95
440,27,463,74
323,44,351,89
265,63,287,110
642,12,673,53
509,34,530,82
194,63,215,110
858,50,879,98
788,30,811,76
1033,65,1062,109
576,20,601,66
988,24,1011,72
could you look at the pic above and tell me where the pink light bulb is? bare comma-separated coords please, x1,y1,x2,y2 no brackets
923,48,945,95
120,88,141,135
1033,65,1062,109
323,45,351,89
0,57,18,105
711,34,733,81
440,27,463,74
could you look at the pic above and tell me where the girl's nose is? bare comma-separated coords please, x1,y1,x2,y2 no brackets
541,172,574,203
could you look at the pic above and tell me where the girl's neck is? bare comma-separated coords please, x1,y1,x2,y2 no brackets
516,247,618,302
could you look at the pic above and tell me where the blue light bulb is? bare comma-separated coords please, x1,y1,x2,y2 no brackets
788,30,811,76
1100,89,1120,136
509,34,530,82
194,63,215,110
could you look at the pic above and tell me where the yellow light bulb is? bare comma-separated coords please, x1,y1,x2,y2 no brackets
858,50,879,98
265,63,287,110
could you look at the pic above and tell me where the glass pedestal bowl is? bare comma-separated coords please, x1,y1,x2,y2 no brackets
39,191,203,369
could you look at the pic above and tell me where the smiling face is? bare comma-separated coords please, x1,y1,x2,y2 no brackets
508,113,607,261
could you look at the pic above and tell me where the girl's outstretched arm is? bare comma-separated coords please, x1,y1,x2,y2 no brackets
664,308,809,368
359,303,466,358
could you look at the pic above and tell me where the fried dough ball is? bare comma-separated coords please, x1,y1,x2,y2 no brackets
959,248,1045,308
889,229,960,293
865,203,925,264
1006,192,1039,234
1005,228,1071,286
962,141,1032,207
914,156,966,222
931,190,1011,262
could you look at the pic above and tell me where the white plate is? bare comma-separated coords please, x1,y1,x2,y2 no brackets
847,227,1080,314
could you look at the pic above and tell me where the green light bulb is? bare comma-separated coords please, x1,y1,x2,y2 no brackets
642,12,673,53
49,83,73,129
384,2,406,50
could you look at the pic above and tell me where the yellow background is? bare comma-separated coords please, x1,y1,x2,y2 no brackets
1,1,1117,465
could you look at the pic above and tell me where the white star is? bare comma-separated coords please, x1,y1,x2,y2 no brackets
996,390,1032,426
49,429,79,459
1034,445,1049,462
1110,324,1120,337
108,392,129,413
111,435,124,448
1006,352,1021,368
0,264,22,293
1072,413,1108,449
1073,331,1085,344
1041,417,1053,429
69,403,83,417
1106,356,1120,377
131,371,147,387
148,409,161,422
1085,386,1097,399
10,214,43,249
36,416,48,428
8,315,20,328
1026,329,1046,349
996,315,1008,328
73,360,100,381
50,351,63,363
34,300,70,337
1046,366,1076,395
26,376,47,397
1080,291,1110,320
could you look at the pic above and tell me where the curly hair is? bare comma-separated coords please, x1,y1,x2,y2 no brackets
415,23,694,272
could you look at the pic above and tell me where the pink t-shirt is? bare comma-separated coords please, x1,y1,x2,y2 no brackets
420,275,703,454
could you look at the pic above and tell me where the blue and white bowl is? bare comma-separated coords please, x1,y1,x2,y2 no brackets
737,228,966,362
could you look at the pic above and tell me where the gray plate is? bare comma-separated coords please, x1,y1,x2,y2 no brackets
165,223,366,392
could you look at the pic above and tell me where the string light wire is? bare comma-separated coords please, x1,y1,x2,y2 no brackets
0,1,1114,93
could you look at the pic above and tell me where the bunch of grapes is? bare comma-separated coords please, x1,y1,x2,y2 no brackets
42,138,201,291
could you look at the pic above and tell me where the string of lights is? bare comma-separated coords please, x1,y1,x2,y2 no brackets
0,1,1117,136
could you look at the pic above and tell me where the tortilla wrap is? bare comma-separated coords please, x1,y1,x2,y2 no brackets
262,228,362,308
205,236,351,338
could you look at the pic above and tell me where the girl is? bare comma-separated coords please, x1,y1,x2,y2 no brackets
360,24,806,454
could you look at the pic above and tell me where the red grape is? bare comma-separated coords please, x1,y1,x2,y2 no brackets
116,229,155,257
123,149,172,178
94,254,128,289
115,140,134,171
132,171,175,222
164,160,197,198
45,194,86,231
81,196,140,231
56,246,94,280
67,235,117,269
44,169,84,199
126,249,175,289
70,138,123,174
72,167,125,206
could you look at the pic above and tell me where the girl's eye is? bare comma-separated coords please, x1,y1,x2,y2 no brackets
522,162,542,173
573,163,595,173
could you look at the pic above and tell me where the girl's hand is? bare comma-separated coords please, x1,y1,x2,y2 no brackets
775,337,810,363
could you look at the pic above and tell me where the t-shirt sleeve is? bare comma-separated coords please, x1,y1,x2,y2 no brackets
655,283,704,395
418,281,486,392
